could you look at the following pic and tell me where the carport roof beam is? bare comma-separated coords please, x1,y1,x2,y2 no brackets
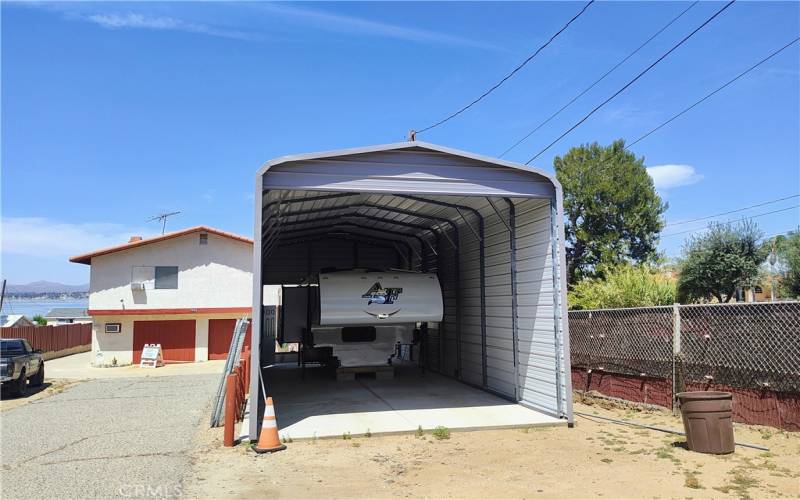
273,210,443,248
275,201,459,250
262,192,356,216
267,213,439,243
486,197,512,232
272,222,423,248
264,223,417,264
395,194,483,243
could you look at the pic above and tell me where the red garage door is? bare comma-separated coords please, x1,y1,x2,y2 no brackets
133,320,196,363
208,319,252,360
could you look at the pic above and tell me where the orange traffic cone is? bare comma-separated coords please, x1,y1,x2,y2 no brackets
251,396,286,453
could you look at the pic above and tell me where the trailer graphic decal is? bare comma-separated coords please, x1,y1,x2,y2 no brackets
362,309,401,320
362,282,403,305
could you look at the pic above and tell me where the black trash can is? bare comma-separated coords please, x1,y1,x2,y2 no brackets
676,391,735,454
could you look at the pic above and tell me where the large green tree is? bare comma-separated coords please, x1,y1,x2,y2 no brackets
555,140,666,284
774,231,800,299
677,221,767,303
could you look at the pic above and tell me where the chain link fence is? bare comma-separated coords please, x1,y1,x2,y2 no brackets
679,302,800,392
569,302,800,429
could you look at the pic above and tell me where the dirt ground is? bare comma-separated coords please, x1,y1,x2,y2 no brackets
186,394,800,499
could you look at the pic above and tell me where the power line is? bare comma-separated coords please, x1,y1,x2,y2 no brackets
415,0,595,135
761,229,799,242
667,194,800,227
628,36,800,148
661,204,800,238
500,1,699,158
524,0,736,165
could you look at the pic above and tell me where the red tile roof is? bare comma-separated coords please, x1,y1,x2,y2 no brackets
69,226,253,265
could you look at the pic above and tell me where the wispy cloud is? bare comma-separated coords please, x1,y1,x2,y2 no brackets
258,3,503,51
1,217,151,259
82,12,256,41
647,164,703,190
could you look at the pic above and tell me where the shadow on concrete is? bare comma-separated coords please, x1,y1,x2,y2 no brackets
0,382,52,400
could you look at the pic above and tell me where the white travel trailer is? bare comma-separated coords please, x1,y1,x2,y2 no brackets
280,269,443,369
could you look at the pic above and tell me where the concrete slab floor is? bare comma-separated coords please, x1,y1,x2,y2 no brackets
266,364,565,440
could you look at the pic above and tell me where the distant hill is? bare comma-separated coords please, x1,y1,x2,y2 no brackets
5,281,89,294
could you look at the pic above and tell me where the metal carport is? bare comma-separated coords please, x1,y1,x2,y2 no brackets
249,141,573,440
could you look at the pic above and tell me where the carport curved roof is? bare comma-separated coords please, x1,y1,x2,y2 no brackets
256,140,560,192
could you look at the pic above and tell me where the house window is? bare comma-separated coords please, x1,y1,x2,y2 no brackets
199,233,208,245
754,286,763,294
154,266,179,289
105,323,122,334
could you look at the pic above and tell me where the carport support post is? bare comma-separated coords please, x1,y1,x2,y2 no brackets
249,180,264,442
504,199,520,400
552,192,575,424
672,303,683,415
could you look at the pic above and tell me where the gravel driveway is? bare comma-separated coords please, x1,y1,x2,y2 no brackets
1,374,219,499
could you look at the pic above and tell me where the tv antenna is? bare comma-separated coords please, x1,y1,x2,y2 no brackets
148,211,181,235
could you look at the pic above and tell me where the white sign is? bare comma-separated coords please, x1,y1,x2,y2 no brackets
140,343,164,368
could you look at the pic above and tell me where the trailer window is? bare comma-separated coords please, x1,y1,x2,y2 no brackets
341,326,376,343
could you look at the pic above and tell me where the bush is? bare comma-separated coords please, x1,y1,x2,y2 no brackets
432,426,450,440
568,264,676,310
32,315,47,326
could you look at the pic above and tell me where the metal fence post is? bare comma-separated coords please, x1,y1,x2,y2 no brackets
672,303,682,414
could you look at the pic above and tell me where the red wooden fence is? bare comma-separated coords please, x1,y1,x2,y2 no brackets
0,323,92,353
224,347,250,447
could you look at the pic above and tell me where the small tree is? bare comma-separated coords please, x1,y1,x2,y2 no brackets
774,231,800,299
567,264,676,310
32,315,47,326
555,140,666,284
677,221,767,303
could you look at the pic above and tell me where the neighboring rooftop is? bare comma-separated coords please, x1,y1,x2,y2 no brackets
1,314,35,328
69,226,254,265
44,308,90,319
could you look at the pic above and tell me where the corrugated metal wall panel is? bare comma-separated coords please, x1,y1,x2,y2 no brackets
264,242,310,284
360,243,402,270
479,201,516,399
263,238,400,284
311,239,356,271
513,199,563,416
452,221,484,388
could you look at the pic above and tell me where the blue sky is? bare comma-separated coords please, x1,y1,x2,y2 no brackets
2,1,798,284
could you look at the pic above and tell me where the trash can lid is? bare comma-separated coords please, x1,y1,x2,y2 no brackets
676,391,732,400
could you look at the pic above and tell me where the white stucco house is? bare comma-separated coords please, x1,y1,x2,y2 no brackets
70,226,253,366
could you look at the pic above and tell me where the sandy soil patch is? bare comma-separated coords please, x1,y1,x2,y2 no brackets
185,394,800,499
